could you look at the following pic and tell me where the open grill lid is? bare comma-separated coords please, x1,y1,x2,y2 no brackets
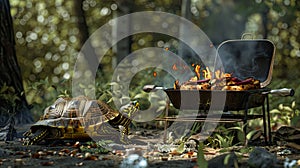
214,39,275,88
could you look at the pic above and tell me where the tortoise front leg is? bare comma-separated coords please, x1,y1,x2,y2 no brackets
118,125,130,144
23,129,32,137
23,128,49,145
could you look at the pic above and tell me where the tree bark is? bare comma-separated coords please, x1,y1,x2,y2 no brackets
0,0,33,140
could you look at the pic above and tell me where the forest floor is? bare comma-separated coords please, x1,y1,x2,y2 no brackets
0,125,300,168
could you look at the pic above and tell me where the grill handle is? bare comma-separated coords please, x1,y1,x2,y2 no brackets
143,85,165,92
268,88,295,97
143,85,294,97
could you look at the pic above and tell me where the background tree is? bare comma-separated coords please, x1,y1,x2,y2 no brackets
0,0,32,140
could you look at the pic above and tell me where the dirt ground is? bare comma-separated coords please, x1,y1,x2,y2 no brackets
0,126,300,168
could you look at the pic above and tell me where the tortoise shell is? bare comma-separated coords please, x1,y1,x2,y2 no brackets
23,96,139,145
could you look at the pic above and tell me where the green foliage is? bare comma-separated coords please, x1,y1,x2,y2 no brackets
217,126,235,147
206,126,235,148
79,140,113,154
214,133,235,148
24,77,70,120
176,142,185,154
238,146,254,155
0,83,20,113
227,124,260,146
270,101,300,128
197,142,208,168
207,123,259,148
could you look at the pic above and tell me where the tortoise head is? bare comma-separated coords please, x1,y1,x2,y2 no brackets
119,100,140,118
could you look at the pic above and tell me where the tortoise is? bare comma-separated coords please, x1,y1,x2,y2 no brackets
23,96,139,145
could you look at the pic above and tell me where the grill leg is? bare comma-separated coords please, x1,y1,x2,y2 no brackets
262,102,268,145
163,98,170,143
243,98,249,146
243,108,248,145
266,95,272,144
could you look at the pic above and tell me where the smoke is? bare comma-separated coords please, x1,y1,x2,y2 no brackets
215,40,274,86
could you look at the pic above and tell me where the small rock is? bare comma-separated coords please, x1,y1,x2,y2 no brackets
109,143,126,150
248,147,278,168
84,152,91,158
0,147,13,157
277,149,292,155
157,144,173,153
75,162,83,166
284,158,297,168
120,154,148,168
208,152,238,168
135,131,142,136
125,148,144,156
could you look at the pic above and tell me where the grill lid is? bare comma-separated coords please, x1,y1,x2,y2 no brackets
214,39,275,88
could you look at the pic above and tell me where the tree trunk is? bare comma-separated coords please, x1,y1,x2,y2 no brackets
73,0,100,75
0,0,33,140
73,0,90,48
112,0,133,66
179,0,194,59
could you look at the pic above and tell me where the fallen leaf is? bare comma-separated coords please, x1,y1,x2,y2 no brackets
185,151,195,158
114,150,124,156
69,149,78,156
73,141,81,148
32,153,41,159
14,159,25,166
76,153,83,158
15,151,26,155
181,153,191,158
0,159,7,162
161,157,168,161
76,162,84,166
84,155,98,160
40,161,54,166
38,151,46,156
58,152,65,156
191,157,197,162
60,149,70,153
14,158,23,162
46,150,56,155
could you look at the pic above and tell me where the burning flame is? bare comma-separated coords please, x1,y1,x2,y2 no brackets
174,63,260,91
174,80,180,89
223,73,231,78
153,71,157,77
194,65,201,79
202,67,212,79
172,64,178,71
214,70,231,79
215,70,220,79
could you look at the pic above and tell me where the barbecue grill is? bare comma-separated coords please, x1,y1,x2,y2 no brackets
143,37,294,144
